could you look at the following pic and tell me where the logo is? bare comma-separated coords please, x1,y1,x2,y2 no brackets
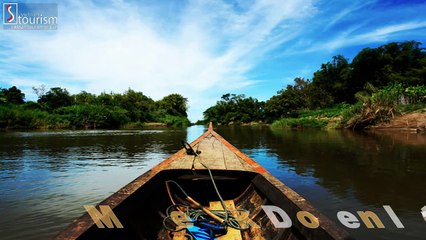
2,3,57,30
2,3,17,24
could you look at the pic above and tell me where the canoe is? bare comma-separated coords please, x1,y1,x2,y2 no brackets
54,123,352,240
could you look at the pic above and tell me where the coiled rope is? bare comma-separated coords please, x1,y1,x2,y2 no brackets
162,142,250,239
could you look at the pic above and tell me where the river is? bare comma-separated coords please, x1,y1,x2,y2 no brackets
0,125,425,239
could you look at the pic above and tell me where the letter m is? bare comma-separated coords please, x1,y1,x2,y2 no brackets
84,205,124,228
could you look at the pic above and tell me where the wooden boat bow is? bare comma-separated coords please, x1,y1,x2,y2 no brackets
54,123,353,240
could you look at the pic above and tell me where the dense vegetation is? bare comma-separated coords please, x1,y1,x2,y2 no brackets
203,41,426,129
0,86,190,129
203,94,265,124
2,41,425,130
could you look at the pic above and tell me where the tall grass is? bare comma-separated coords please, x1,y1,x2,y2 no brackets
0,105,70,129
271,117,329,129
342,84,401,129
397,103,426,113
159,115,190,127
298,103,350,118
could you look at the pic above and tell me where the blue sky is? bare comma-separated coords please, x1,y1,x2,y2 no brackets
1,0,425,121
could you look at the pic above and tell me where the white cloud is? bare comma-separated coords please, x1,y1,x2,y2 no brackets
1,0,315,121
321,21,426,51
322,0,376,31
4,1,423,121
283,21,426,55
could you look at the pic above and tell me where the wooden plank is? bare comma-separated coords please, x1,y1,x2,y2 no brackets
165,133,254,172
172,227,187,240
171,212,190,240
167,155,194,169
222,147,247,171
209,200,242,240
193,137,227,170
210,130,267,174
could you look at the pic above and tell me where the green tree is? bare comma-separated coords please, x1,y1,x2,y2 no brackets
38,87,74,111
304,84,334,109
1,86,25,104
265,78,311,120
0,90,6,104
157,94,188,117
351,41,426,90
32,85,46,99
55,104,129,128
119,89,155,122
74,91,96,104
96,92,114,106
311,55,351,104
203,94,264,124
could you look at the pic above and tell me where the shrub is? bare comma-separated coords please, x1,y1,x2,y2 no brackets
55,104,130,128
160,114,190,127
343,84,402,129
298,103,350,118
271,117,329,129
404,85,426,103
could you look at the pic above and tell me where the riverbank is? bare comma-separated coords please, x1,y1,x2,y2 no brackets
0,121,177,130
271,104,426,132
0,104,190,130
368,110,426,132
270,104,348,129
0,88,191,129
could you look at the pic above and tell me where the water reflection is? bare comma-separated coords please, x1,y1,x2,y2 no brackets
0,128,189,240
215,126,426,240
216,127,426,207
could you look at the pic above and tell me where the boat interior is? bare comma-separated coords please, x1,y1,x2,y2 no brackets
77,169,308,240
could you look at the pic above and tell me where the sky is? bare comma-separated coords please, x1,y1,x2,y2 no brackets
1,0,425,122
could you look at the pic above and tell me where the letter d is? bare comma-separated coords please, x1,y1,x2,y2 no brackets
261,205,292,228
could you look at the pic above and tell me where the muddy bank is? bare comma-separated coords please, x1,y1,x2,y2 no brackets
368,110,426,133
